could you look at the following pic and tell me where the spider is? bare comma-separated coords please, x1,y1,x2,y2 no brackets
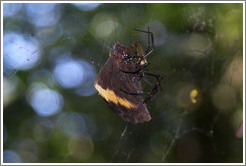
94,27,163,124
119,28,163,103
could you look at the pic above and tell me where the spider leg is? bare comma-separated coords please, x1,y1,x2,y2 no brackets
145,27,151,54
120,68,142,74
120,88,144,96
142,71,163,103
133,28,155,59
119,71,163,104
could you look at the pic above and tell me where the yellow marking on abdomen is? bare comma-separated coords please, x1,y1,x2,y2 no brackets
139,58,147,65
94,83,137,109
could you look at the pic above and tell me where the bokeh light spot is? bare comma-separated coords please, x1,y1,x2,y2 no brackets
54,60,85,88
3,32,41,72
68,136,94,160
3,3,22,18
3,75,20,107
75,60,97,96
143,21,167,47
91,13,119,39
72,3,101,11
96,20,115,38
222,55,243,90
25,3,60,28
32,117,54,143
231,108,243,133
53,56,97,96
211,84,237,113
9,138,38,163
57,112,87,137
178,33,210,58
28,83,64,117
3,150,22,163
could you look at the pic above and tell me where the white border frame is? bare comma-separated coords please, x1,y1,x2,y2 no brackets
1,1,245,165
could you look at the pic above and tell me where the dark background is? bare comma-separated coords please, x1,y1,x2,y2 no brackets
3,3,243,163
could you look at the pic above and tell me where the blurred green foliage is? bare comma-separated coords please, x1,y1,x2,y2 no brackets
3,3,243,163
